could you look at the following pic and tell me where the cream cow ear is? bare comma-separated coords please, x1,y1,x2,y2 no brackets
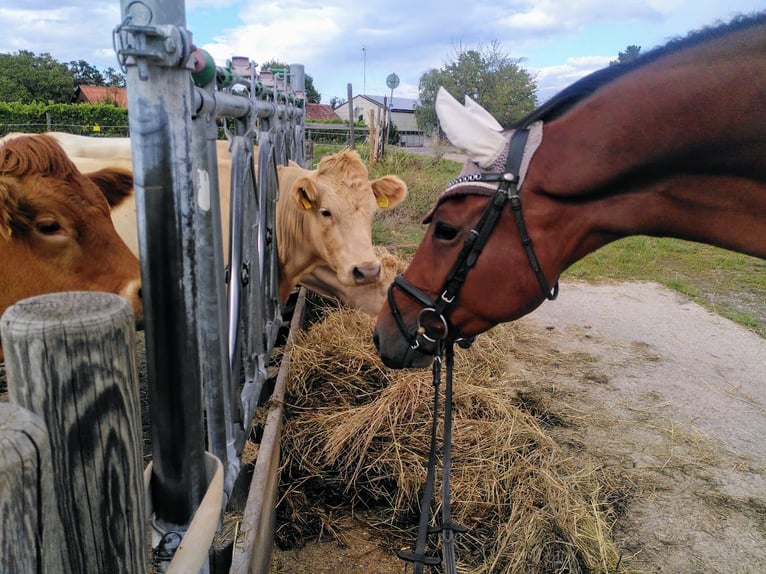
435,86,506,169
464,94,503,131
293,176,318,210
371,175,408,209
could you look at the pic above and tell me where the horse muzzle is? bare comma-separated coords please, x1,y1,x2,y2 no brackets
372,324,434,369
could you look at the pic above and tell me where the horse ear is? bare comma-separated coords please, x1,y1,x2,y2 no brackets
464,94,503,131
435,87,506,169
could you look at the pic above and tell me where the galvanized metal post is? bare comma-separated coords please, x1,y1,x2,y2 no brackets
115,0,207,530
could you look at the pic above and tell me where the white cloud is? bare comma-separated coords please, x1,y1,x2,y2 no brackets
0,0,761,105
532,55,614,102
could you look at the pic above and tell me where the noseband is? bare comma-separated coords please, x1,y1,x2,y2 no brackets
388,128,559,352
390,129,559,573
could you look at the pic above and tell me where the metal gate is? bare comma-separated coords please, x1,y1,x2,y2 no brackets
114,0,306,569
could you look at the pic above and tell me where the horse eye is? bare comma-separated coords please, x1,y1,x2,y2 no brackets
433,221,458,241
37,219,61,235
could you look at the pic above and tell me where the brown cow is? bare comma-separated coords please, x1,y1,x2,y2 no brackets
59,140,406,312
0,135,143,360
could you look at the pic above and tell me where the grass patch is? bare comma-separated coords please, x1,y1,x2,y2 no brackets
565,237,766,337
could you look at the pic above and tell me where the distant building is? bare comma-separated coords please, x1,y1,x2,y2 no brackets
334,95,423,147
71,85,128,107
306,103,340,121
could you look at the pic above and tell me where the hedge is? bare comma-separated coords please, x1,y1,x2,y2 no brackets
0,102,129,136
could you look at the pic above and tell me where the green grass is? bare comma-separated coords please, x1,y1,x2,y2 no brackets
312,145,766,338
565,237,766,337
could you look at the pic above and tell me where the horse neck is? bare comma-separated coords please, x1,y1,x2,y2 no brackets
522,25,766,267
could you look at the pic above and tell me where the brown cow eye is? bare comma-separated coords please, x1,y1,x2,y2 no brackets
37,219,61,235
433,221,458,241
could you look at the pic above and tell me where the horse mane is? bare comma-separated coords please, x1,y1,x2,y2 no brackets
514,11,766,128
0,134,80,179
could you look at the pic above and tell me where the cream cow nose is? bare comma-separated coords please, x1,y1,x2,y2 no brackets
352,262,382,284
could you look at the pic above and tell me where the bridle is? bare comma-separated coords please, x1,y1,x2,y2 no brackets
387,128,558,354
390,128,559,573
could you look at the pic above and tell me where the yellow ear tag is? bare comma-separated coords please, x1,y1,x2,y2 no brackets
4,225,11,238
377,196,389,208
301,197,313,210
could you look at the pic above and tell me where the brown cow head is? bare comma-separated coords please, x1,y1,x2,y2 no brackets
0,135,142,359
277,149,407,302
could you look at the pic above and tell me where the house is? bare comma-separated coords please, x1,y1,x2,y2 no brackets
306,103,340,121
71,85,128,107
334,95,424,147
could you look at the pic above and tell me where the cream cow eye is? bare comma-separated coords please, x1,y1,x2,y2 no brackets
320,208,332,218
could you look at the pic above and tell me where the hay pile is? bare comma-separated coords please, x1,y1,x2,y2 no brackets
275,307,627,573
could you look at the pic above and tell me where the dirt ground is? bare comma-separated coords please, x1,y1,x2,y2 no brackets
272,280,766,573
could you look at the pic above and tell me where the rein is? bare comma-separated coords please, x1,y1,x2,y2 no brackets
391,129,559,572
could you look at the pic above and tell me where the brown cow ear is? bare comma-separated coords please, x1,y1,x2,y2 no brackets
293,176,318,210
371,175,408,209
0,181,17,239
87,168,134,208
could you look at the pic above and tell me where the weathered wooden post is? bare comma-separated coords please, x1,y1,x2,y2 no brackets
0,402,68,572
0,292,147,574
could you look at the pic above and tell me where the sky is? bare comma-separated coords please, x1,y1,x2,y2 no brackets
1,1,764,105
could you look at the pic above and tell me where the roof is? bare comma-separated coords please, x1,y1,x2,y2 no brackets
306,103,340,121
71,85,128,107
359,95,418,112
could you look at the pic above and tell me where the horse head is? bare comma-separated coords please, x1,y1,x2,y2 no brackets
374,15,766,369
373,88,560,368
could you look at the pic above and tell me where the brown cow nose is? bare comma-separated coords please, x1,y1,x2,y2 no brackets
119,278,144,329
353,262,382,284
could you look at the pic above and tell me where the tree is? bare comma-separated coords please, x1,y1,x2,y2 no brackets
103,67,127,88
69,60,106,86
0,50,74,104
328,96,346,109
260,59,320,103
610,45,642,66
414,69,444,135
416,41,537,132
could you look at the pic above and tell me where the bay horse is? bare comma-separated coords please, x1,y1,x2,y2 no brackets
374,13,766,369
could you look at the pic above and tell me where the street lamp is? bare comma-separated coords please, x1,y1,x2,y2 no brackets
362,46,367,95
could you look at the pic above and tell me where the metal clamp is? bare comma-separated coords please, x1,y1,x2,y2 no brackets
113,11,194,80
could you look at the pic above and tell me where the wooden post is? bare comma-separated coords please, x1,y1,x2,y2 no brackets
368,110,375,170
347,83,355,149
0,402,68,572
0,292,147,574
304,136,314,168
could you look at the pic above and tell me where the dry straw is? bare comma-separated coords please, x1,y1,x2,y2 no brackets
276,306,628,573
